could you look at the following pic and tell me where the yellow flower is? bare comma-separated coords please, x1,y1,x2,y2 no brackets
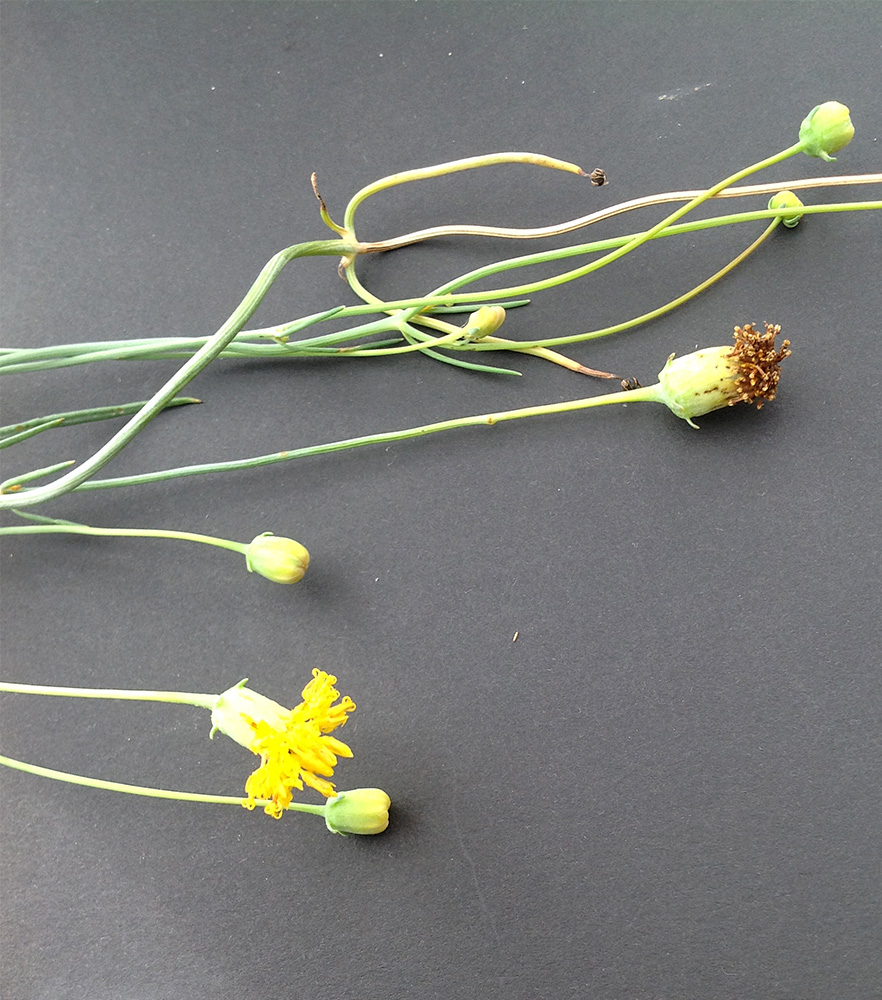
211,670,356,819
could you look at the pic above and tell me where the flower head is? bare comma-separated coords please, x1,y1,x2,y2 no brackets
464,305,506,341
768,190,805,229
245,533,310,584
798,101,855,162
211,670,356,818
653,322,791,427
324,788,392,836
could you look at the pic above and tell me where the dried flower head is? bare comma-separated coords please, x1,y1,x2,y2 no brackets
652,322,791,427
727,322,792,409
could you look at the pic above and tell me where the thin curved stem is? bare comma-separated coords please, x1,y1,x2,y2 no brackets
0,523,250,556
341,142,809,370
0,753,327,816
466,217,781,351
3,196,876,376
342,151,586,234
373,200,881,316
0,679,217,710
29,381,665,495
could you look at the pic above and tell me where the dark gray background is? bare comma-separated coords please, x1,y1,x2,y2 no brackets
1,3,880,998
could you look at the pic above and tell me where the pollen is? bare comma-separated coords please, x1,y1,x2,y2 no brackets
243,669,356,818
729,322,791,409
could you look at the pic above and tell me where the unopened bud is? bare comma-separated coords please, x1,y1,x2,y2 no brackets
324,788,391,835
464,305,506,340
245,533,309,584
768,190,805,228
799,101,854,162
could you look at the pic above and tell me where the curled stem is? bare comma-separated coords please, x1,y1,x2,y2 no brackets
342,151,586,235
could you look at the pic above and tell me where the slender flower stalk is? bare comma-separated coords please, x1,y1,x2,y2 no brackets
0,754,386,834
339,150,587,238
0,517,310,584
0,673,390,833
0,679,217,709
355,172,881,251
341,110,861,352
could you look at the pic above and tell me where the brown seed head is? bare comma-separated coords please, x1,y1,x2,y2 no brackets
729,322,791,410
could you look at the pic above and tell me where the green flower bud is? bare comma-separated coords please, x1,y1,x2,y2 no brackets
324,787,391,835
209,679,290,749
245,533,309,584
652,323,791,428
464,305,506,340
768,190,805,229
798,101,854,162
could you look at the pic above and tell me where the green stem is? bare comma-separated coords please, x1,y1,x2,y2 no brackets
414,201,882,321
411,142,808,307
0,523,250,556
468,217,781,351
340,139,808,370
0,680,217,710
0,753,328,816
0,239,354,512
0,419,65,449
31,382,665,494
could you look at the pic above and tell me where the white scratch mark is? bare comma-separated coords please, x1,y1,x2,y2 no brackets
658,82,713,101
449,794,500,945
